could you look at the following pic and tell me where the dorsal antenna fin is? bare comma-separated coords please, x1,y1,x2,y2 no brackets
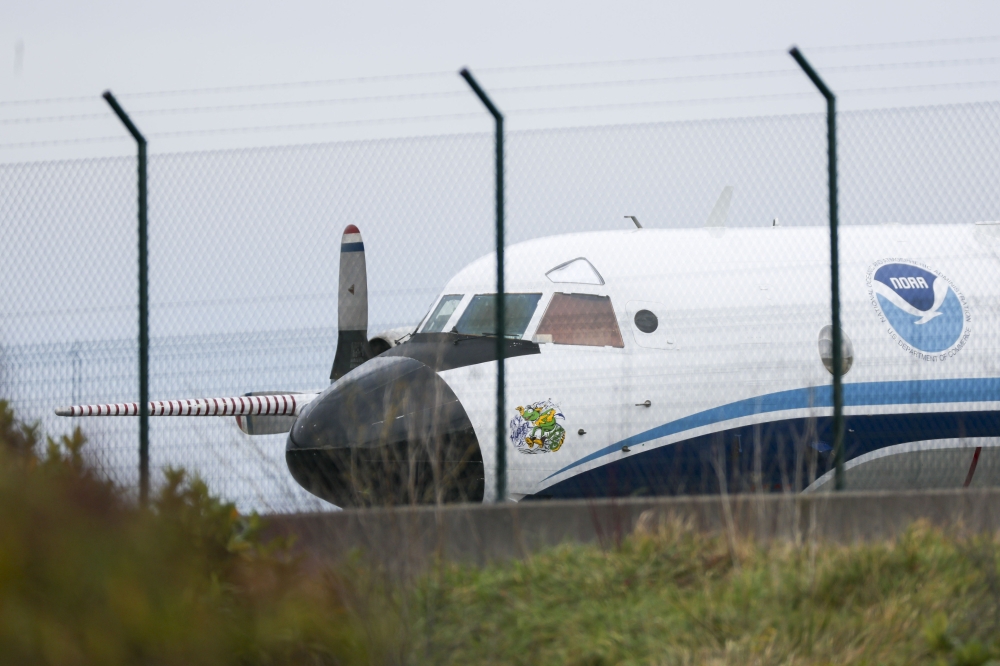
625,215,642,229
705,186,733,228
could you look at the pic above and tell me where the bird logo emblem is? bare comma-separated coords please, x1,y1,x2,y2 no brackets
870,261,966,354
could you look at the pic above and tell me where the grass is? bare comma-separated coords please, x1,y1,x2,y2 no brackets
3,399,1000,665
412,518,1000,665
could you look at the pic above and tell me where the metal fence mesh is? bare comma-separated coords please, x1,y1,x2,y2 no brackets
2,101,999,512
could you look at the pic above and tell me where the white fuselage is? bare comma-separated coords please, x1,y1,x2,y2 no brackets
424,223,1000,500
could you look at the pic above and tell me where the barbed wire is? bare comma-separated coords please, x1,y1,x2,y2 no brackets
6,55,1000,126
4,79,999,150
480,34,1000,74
2,34,997,108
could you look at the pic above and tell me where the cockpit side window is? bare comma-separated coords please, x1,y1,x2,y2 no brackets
454,293,542,338
535,293,624,348
421,294,464,333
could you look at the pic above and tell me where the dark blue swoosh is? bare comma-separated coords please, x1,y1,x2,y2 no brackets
543,377,1000,481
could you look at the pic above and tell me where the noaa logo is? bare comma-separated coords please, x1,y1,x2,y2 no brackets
510,400,566,454
866,259,970,358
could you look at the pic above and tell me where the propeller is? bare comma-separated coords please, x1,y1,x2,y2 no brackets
330,224,373,381
55,225,408,437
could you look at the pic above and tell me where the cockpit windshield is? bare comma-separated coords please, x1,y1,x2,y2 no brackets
454,293,542,338
421,294,463,333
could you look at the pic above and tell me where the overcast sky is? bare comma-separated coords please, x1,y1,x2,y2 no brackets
3,0,1000,160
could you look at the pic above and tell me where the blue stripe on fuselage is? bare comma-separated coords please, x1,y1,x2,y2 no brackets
543,377,1000,481
340,242,365,253
529,409,1000,500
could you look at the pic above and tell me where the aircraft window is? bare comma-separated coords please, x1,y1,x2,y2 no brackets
545,257,605,285
633,309,658,333
454,293,542,338
535,293,624,348
818,324,854,375
421,295,463,333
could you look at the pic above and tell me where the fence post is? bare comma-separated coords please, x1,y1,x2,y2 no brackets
102,91,150,505
789,47,845,490
459,68,507,502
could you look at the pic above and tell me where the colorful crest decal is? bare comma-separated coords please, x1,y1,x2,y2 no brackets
510,400,566,454
866,259,970,359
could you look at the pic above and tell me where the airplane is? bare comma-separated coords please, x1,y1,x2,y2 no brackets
56,190,1000,507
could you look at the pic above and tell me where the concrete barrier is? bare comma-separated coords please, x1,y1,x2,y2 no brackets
264,489,1000,573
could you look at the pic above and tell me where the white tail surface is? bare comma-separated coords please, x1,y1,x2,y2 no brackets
705,185,733,228
55,392,318,418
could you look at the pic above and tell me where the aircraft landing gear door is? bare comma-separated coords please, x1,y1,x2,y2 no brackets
625,300,675,436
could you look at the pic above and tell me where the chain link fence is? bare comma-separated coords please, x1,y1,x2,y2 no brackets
2,100,999,512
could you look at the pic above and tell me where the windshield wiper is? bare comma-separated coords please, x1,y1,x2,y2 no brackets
450,331,495,345
451,331,528,345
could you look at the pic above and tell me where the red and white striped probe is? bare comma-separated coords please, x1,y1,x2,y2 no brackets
55,392,318,417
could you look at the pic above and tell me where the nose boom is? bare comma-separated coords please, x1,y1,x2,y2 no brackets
286,357,483,507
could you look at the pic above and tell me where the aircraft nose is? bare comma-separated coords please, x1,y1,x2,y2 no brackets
286,356,483,507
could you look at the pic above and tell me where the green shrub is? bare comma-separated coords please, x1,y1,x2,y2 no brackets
0,400,365,665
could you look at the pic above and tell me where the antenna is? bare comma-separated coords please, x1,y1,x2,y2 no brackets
625,215,642,229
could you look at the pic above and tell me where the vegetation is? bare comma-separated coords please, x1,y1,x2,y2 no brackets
3,399,1000,665
0,400,364,665
415,517,1000,665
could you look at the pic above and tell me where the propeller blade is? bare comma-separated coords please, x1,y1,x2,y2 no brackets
331,224,372,381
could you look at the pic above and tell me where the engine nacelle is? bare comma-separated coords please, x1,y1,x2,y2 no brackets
235,327,414,436
368,326,415,357
234,391,301,435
